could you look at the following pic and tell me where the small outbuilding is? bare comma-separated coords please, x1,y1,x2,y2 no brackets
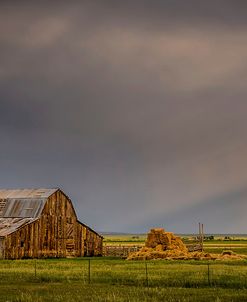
0,188,103,259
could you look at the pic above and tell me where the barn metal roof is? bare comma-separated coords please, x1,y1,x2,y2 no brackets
0,188,57,199
0,189,58,236
0,218,37,237
0,188,103,239
0,188,58,218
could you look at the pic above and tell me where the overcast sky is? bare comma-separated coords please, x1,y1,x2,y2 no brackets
1,1,247,233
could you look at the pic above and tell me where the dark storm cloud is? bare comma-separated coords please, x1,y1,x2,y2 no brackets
0,1,247,233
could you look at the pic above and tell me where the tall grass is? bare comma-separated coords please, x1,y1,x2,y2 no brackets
0,258,247,301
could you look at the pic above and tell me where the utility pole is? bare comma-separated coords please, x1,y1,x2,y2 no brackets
199,223,204,252
201,223,204,252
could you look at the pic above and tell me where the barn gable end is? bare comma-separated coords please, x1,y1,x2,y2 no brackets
0,188,103,259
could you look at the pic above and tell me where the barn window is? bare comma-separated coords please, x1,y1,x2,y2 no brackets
20,240,24,247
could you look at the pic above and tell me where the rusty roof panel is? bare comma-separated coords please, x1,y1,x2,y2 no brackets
0,188,58,218
2,199,46,218
0,188,58,199
0,217,37,236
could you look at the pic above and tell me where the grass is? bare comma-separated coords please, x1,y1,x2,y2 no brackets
0,258,247,301
204,247,247,255
0,235,246,301
204,240,247,244
3,284,247,302
103,235,146,246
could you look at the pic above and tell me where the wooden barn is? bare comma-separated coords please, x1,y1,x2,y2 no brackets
0,188,103,259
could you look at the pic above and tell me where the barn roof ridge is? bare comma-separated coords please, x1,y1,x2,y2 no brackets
0,188,59,199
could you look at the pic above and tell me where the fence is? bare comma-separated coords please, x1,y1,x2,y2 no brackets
80,260,246,288
103,245,142,257
103,242,203,257
0,258,246,289
186,243,203,252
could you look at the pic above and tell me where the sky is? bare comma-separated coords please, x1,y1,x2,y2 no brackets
0,1,247,234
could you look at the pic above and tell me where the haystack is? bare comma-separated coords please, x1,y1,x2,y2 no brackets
127,228,247,261
127,228,188,260
146,228,187,252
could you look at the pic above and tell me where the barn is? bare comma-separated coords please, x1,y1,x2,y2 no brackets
0,188,103,259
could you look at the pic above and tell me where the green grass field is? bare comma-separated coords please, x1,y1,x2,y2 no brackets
0,257,247,302
0,235,246,301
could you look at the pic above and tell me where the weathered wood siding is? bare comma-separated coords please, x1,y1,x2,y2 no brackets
78,222,103,256
0,237,4,258
3,190,103,259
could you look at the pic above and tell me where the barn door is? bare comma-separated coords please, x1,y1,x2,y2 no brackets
66,218,75,257
0,238,4,259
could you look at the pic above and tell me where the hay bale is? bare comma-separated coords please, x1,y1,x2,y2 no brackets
145,228,188,252
127,228,247,261
221,250,235,256
128,228,189,260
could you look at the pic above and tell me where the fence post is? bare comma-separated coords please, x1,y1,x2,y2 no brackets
145,260,149,287
207,263,210,286
88,259,91,284
34,259,37,278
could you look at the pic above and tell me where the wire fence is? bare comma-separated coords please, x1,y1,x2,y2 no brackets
103,245,142,257
0,258,246,289
102,241,203,257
